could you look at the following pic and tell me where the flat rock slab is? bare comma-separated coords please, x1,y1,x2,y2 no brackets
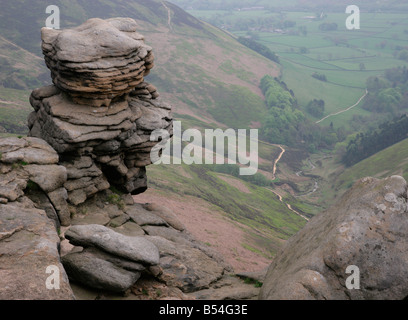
146,236,225,293
126,203,168,227
142,203,185,231
0,200,74,300
65,224,159,266
108,214,130,228
191,275,260,300
62,248,141,294
0,137,59,165
112,221,146,237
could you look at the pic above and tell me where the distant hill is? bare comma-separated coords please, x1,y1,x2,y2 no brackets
169,0,408,12
0,0,280,134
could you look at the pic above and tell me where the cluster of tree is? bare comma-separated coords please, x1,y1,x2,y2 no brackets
261,75,295,109
259,76,339,151
342,114,408,166
363,67,408,114
312,72,327,82
237,37,280,63
306,99,325,118
318,22,338,31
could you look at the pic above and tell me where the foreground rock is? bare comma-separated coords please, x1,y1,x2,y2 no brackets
62,248,143,294
259,176,408,300
146,235,224,293
0,137,71,226
0,200,74,300
65,224,160,266
191,275,260,300
61,193,231,295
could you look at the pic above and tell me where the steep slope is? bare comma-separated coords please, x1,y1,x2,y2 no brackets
0,0,279,132
334,137,408,193
299,136,408,215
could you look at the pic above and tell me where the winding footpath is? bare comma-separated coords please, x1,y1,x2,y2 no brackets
262,143,310,222
161,1,173,32
272,145,285,180
316,89,368,124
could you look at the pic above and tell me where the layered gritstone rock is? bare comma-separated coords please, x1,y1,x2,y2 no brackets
28,17,173,207
41,18,154,108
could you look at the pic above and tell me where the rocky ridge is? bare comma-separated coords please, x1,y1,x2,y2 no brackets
0,18,258,300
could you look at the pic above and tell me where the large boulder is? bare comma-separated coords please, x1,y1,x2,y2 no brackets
64,224,160,266
259,176,408,300
146,235,225,293
0,137,71,226
62,248,144,294
0,200,74,300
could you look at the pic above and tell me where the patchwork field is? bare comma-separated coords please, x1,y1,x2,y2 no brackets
187,9,408,129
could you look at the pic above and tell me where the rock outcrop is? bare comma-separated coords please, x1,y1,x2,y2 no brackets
28,17,172,214
0,200,74,300
0,137,70,226
0,137,74,299
58,191,231,296
0,17,246,300
259,176,408,300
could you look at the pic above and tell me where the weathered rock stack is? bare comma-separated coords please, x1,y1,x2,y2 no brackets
28,18,172,213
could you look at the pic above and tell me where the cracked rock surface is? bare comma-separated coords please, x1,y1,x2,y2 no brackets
260,176,408,300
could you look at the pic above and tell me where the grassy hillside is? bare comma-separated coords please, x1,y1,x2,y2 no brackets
0,0,280,134
292,137,408,214
144,162,307,257
335,138,408,191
